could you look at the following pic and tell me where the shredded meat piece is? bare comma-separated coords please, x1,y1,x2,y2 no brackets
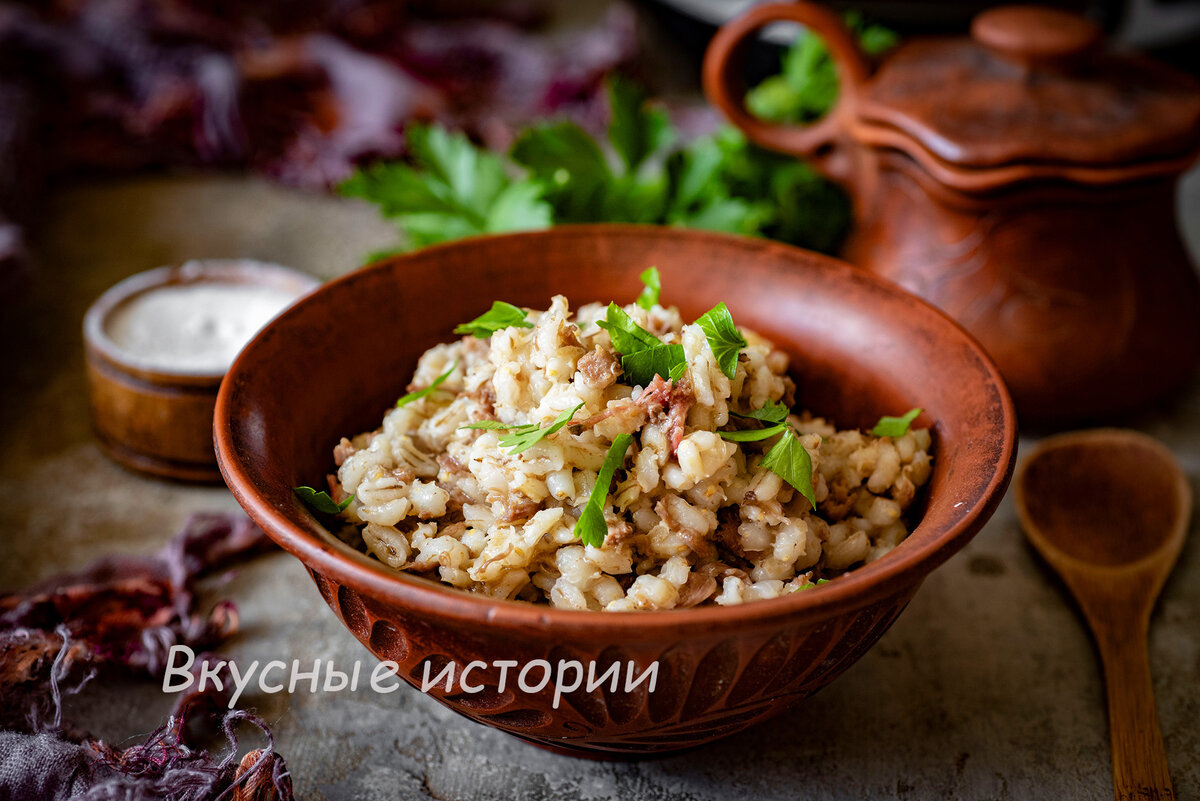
439,483,474,506
654,498,716,560
578,345,621,389
822,472,858,519
435,456,474,505
892,471,917,508
575,375,693,453
459,334,490,360
467,384,497,417
675,529,716,560
326,474,349,504
696,560,751,583
333,437,357,466
639,375,694,453
391,467,415,483
714,508,764,561
573,399,646,431
437,454,469,476
439,521,468,539
499,497,540,523
675,572,719,608
561,323,584,349
604,520,635,547
780,375,797,410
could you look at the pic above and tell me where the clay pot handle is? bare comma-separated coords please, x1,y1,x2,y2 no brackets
703,2,870,159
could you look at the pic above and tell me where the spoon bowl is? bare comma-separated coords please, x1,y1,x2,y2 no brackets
1019,430,1189,571
1016,428,1191,801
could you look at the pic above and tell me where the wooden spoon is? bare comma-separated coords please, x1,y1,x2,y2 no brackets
1016,428,1191,801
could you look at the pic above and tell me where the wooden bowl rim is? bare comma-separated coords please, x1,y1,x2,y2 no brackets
215,225,1018,637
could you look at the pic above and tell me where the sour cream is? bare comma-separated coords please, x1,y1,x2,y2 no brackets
104,280,303,373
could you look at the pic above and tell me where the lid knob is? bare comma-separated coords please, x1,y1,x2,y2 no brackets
972,5,1102,69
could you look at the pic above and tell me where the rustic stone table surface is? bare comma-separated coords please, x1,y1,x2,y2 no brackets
2,170,1198,800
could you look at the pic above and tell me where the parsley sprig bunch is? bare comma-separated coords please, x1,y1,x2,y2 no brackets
340,23,903,259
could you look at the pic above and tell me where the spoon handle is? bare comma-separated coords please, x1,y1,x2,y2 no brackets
1096,629,1175,801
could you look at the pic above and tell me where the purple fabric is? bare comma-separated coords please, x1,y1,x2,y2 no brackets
0,0,636,288
0,512,293,801
0,731,94,800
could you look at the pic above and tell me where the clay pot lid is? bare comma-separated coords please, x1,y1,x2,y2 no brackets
855,5,1200,175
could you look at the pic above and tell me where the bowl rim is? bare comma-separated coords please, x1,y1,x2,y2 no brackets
215,224,1017,636
84,258,319,383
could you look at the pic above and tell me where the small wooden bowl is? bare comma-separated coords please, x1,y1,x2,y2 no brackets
215,226,1018,756
84,259,317,483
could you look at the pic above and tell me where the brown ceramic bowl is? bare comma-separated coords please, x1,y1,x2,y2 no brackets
215,226,1016,757
85,259,317,483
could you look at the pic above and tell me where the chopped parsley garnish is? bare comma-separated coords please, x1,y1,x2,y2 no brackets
595,302,687,386
761,429,818,509
595,302,660,353
458,420,515,431
621,343,687,387
723,400,817,509
719,424,787,442
294,486,354,515
731,399,790,424
696,302,747,380
793,578,831,592
636,266,661,310
395,361,457,407
871,407,923,438
459,402,585,455
454,301,533,339
574,434,634,548
499,402,585,454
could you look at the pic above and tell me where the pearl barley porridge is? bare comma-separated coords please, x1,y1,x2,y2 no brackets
314,278,932,611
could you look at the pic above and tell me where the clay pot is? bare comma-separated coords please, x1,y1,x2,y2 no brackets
704,3,1200,425
214,226,1016,756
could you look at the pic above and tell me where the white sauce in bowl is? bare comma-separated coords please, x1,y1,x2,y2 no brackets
104,282,302,373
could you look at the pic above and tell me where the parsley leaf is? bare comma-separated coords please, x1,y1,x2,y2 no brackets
705,126,850,253
339,123,550,253
595,303,660,354
719,423,788,442
510,121,612,223
453,301,533,339
794,578,831,592
396,361,457,407
574,433,634,548
458,420,516,431
871,407,923,438
621,343,687,387
760,429,818,509
696,302,747,380
732,400,790,424
595,303,687,385
294,486,354,515
636,266,661,310
351,53,866,259
498,402,585,454
608,76,674,173
747,13,897,125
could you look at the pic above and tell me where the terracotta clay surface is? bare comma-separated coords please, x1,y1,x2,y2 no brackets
214,225,1017,756
703,3,1200,424
84,260,316,482
1017,429,1191,801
